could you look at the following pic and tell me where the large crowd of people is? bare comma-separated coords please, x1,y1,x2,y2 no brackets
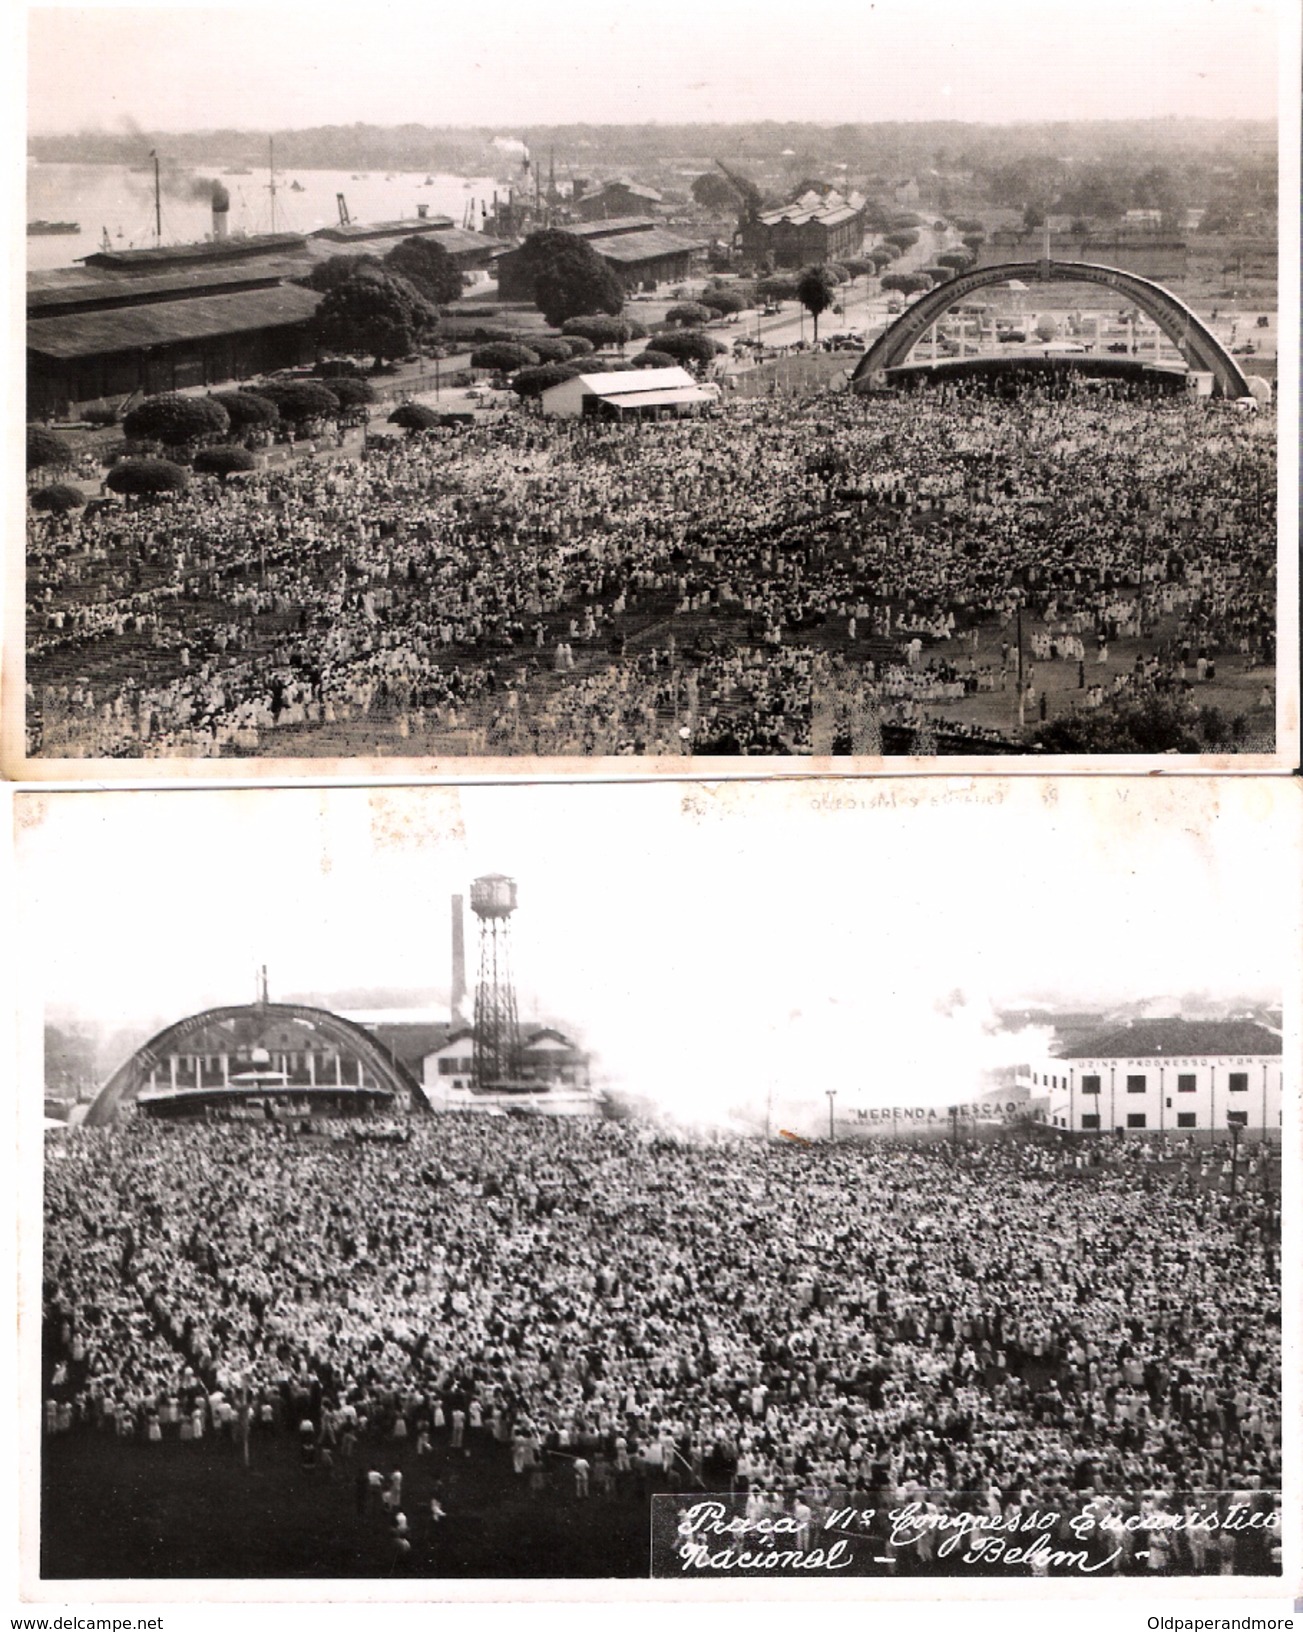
27,381,1275,757
43,1115,1281,1575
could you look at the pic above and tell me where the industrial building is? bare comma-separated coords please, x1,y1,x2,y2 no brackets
494,216,705,299
739,192,866,267
28,277,323,417
27,193,502,417
1018,1018,1283,1138
573,179,665,221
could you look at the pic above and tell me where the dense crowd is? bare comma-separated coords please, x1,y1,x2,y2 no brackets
27,384,1275,756
43,1116,1280,1573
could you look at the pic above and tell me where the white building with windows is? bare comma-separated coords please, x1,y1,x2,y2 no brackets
1018,1018,1283,1139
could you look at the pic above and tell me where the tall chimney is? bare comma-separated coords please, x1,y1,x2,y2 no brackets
450,894,466,1021
212,180,230,241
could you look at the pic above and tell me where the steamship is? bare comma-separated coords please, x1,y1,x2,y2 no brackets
28,219,80,236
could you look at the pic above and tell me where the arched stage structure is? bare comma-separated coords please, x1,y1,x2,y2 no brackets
851,260,1252,399
84,1001,425,1126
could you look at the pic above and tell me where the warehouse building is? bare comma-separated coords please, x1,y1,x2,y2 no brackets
28,280,323,418
573,179,665,221
495,217,705,300
740,195,865,267
1017,1018,1283,1138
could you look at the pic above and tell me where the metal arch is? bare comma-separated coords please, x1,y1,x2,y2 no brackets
850,260,1252,399
83,1001,425,1127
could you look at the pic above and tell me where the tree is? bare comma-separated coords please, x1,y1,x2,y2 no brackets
123,393,230,448
315,269,439,367
1022,202,1046,231
299,253,383,293
880,271,931,296
649,330,722,368
383,235,464,306
512,230,624,327
756,275,798,303
690,172,738,211
470,342,541,372
213,391,280,433
27,426,73,474
388,402,441,431
700,289,746,316
561,315,637,349
254,382,341,424
937,250,973,271
193,445,257,479
510,362,584,399
557,334,595,359
1032,690,1240,754
1034,315,1059,342
665,301,716,327
884,229,919,252
105,459,190,497
528,337,579,364
796,264,838,342
630,349,679,370
29,482,86,513
961,233,985,255
322,376,377,410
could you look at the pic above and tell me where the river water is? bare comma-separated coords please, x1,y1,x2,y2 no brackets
26,161,503,270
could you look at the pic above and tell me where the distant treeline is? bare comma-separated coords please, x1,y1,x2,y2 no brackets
29,118,1276,229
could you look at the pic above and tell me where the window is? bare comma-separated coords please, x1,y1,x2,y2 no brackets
1081,1075,1101,1096
1226,1110,1248,1128
1081,1114,1100,1130
1177,1073,1196,1093
1176,1112,1197,1129
1228,1072,1249,1093
1126,1112,1147,1129
1126,1074,1147,1094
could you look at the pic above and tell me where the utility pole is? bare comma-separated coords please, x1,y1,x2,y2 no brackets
152,150,161,247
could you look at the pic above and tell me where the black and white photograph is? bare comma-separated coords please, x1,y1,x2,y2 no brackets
14,777,1297,1597
9,0,1297,772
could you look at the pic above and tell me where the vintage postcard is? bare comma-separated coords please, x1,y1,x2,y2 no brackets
10,775,1300,1612
5,0,1299,777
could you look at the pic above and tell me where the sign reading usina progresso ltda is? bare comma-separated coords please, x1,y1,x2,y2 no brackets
846,1101,1023,1127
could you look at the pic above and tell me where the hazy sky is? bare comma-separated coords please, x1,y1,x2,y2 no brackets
16,779,1296,1120
26,0,1283,134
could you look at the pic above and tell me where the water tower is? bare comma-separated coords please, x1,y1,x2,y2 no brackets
470,873,521,1088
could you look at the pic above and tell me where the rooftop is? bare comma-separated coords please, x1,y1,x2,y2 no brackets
79,232,307,271
593,228,706,263
1056,1018,1282,1060
311,216,455,243
28,284,323,360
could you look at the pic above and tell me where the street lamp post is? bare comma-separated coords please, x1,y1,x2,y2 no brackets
1229,1123,1241,1196
826,1090,837,1141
